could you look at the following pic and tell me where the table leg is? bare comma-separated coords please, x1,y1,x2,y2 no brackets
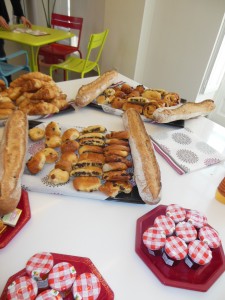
28,46,40,72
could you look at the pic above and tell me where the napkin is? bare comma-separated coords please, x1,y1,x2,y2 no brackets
151,128,225,175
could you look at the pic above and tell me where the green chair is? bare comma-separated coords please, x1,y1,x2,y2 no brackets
0,50,30,86
50,29,109,79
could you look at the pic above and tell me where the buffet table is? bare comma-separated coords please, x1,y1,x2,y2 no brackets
0,74,225,300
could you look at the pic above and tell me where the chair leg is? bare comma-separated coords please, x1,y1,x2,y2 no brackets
96,65,100,76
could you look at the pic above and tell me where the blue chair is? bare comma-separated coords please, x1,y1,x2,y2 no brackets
0,50,31,86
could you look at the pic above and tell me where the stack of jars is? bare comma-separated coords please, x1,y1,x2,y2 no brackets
6,252,101,300
142,204,221,268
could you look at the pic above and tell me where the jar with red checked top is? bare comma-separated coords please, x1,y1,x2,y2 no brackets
162,236,188,266
7,276,38,300
198,226,221,249
72,273,101,300
48,262,76,298
175,221,197,243
142,227,166,256
186,209,208,229
36,289,63,300
26,252,54,289
154,214,175,236
166,204,186,223
185,239,212,269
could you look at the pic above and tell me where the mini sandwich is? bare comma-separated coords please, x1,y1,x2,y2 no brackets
78,145,104,155
99,180,133,197
105,155,133,168
78,152,105,164
105,131,129,140
127,96,150,105
70,166,103,177
73,176,101,192
104,149,129,157
104,144,130,152
105,138,130,146
79,138,105,147
79,132,105,140
102,170,131,181
81,125,106,134
73,154,105,168
103,162,128,172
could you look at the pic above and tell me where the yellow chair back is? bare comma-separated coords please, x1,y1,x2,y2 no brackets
50,29,109,79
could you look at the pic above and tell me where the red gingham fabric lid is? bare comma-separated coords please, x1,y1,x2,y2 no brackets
175,221,197,243
154,215,175,236
26,252,54,278
164,236,188,260
166,204,186,223
142,227,166,250
188,240,212,265
48,262,76,292
199,226,221,249
36,289,63,300
7,276,38,300
186,209,208,228
72,273,101,300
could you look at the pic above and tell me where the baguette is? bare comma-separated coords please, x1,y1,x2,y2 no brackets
122,108,161,204
0,110,28,215
152,99,215,123
74,70,118,107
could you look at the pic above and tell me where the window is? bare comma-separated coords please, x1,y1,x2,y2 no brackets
199,13,225,95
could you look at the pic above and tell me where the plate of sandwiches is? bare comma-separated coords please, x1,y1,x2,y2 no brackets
73,70,216,127
25,107,162,205
25,120,145,204
0,72,75,125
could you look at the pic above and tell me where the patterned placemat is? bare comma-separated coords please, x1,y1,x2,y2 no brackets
151,128,225,175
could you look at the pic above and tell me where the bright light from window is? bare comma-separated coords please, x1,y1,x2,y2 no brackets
205,35,225,94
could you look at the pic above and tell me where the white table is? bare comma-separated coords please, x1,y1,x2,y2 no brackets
1,74,225,300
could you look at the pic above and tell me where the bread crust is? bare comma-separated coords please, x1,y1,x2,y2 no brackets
0,110,28,215
122,108,161,204
152,100,215,123
74,70,119,107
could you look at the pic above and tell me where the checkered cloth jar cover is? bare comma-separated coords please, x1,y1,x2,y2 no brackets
142,227,166,250
72,273,101,300
164,236,188,260
7,276,38,300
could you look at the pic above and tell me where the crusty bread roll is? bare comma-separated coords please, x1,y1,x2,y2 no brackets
152,99,215,123
122,108,161,204
74,70,118,107
0,110,28,215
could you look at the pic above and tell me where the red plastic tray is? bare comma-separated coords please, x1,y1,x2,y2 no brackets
0,252,114,300
135,205,225,292
0,190,31,249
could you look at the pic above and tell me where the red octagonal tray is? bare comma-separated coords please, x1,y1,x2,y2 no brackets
0,190,31,249
135,205,225,292
0,252,114,300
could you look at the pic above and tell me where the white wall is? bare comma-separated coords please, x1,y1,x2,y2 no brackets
102,0,146,77
70,0,105,58
141,0,225,100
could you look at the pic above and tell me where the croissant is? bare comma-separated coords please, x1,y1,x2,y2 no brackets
31,84,61,101
22,101,59,115
21,79,43,92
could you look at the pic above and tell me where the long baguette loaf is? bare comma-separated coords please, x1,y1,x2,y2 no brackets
0,110,28,215
74,70,119,107
122,108,161,204
152,99,215,123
